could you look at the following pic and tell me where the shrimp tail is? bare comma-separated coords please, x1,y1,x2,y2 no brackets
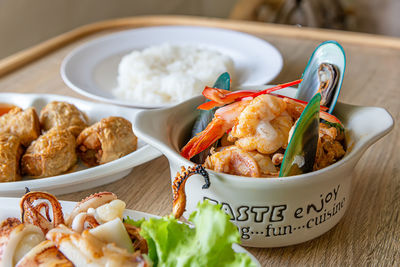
180,118,228,160
180,135,201,159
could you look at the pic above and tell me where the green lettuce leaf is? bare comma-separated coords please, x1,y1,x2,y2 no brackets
124,216,145,227
125,201,257,267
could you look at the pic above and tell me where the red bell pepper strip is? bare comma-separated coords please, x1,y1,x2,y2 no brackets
197,91,256,110
236,79,303,100
197,100,220,110
320,110,343,125
202,87,230,103
198,79,303,110
278,95,343,125
197,79,340,124
202,87,257,104
270,93,329,111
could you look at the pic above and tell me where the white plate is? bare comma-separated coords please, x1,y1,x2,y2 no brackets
0,93,161,197
0,197,260,266
61,25,283,109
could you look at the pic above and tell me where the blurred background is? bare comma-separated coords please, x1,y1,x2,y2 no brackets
1,0,399,59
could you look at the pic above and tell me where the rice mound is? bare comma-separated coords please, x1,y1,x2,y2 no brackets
113,43,235,105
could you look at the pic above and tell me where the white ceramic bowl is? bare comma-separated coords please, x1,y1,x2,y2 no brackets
133,87,394,247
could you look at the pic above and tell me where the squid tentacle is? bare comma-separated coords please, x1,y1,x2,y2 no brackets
172,165,210,218
20,191,64,234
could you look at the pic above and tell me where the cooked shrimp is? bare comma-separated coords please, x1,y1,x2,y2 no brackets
283,97,342,124
181,100,250,159
204,146,260,177
229,94,287,137
284,98,304,120
229,95,293,154
247,151,278,176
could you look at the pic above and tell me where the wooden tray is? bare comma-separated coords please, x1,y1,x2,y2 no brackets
2,15,400,78
0,15,398,266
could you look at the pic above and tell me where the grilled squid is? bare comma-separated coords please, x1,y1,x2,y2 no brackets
172,165,210,218
0,218,45,266
15,240,72,267
124,223,148,254
2,191,149,266
66,192,147,254
46,225,149,267
20,191,65,234
65,192,117,228
70,200,126,232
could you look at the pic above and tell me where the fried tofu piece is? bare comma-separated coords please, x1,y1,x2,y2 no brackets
40,101,89,137
0,134,23,182
77,117,137,166
0,107,40,147
21,128,77,178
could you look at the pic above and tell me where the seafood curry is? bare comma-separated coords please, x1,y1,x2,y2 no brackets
181,78,346,178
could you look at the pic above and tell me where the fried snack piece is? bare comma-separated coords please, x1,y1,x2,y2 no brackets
77,117,137,166
40,101,89,137
0,107,40,147
21,128,77,177
0,134,23,182
0,103,17,116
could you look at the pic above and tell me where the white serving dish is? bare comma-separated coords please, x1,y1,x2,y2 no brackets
133,87,394,247
61,25,283,109
0,93,161,197
0,197,260,266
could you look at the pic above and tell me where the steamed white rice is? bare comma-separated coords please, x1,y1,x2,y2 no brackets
113,43,234,104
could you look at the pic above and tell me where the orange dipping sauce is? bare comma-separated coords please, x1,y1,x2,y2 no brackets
0,103,17,116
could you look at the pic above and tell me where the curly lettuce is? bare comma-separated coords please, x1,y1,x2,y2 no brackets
125,201,256,267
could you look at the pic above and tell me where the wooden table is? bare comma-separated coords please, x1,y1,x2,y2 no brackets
0,15,398,266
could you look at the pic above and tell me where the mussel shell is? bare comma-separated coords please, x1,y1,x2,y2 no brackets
211,71,231,92
296,41,346,113
279,93,321,177
191,72,231,163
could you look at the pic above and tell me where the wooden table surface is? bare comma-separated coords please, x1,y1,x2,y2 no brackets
0,16,398,266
